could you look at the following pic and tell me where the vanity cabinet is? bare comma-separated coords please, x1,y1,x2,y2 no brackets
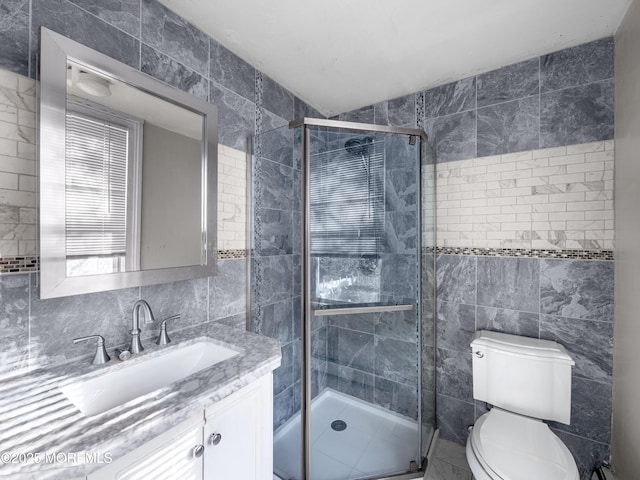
87,416,205,480
203,373,273,479
86,374,273,480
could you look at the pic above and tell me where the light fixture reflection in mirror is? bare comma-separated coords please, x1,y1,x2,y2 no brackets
77,72,112,97
39,27,218,299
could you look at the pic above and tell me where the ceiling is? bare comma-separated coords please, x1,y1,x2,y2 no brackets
157,0,631,117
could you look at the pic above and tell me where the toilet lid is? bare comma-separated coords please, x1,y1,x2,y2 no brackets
471,408,579,480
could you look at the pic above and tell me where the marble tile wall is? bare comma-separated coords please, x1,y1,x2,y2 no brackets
436,254,614,479
0,258,247,375
250,120,302,430
336,39,615,479
436,140,615,250
338,38,614,165
322,308,420,419
335,93,417,128
424,38,614,163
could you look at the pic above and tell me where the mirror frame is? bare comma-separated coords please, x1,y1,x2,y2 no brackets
39,27,218,299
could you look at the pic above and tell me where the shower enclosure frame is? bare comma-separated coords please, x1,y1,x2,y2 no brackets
289,117,434,480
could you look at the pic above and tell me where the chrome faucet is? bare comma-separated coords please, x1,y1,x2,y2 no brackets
156,314,181,346
130,300,156,354
73,334,111,365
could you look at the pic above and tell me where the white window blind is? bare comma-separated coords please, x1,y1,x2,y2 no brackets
310,139,385,255
65,112,128,257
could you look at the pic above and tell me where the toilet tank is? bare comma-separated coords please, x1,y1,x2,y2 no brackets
471,330,575,425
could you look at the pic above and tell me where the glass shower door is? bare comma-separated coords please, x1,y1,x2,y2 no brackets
305,127,423,479
252,119,436,480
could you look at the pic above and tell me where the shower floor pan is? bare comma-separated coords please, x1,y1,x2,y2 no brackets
274,389,420,480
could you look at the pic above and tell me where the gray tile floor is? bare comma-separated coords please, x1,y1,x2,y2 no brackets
425,438,473,480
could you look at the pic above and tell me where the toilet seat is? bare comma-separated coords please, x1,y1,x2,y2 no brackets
468,408,579,480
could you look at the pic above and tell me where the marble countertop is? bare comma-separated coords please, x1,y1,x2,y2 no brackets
0,322,281,479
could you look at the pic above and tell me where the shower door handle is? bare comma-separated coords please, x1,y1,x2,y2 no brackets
313,303,414,316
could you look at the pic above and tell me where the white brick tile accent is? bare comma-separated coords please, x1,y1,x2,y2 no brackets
548,154,586,166
447,191,473,201
487,162,516,173
586,150,614,163
531,212,549,222
566,162,605,174
549,173,585,185
502,151,532,162
0,138,17,156
19,207,35,224
0,172,18,190
435,141,615,250
501,169,532,180
532,165,567,176
473,155,501,166
18,175,35,192
473,206,501,215
566,141,605,155
567,201,605,211
502,205,532,214
549,212,585,221
501,186,533,197
0,71,38,256
532,146,567,159
217,145,247,250
516,177,549,187
488,214,516,223
516,158,549,169
585,210,613,220
585,191,613,201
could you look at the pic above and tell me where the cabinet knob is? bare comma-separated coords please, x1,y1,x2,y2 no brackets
192,444,205,458
209,433,222,446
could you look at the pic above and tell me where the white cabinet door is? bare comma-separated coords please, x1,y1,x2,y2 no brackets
87,416,205,480
203,374,273,480
86,374,274,480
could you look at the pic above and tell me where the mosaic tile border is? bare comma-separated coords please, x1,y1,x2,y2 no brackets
0,256,39,274
255,71,263,135
415,91,425,130
2,247,611,273
0,250,249,274
217,249,248,260
435,246,614,261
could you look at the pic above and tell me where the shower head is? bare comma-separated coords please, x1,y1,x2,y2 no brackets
344,136,374,157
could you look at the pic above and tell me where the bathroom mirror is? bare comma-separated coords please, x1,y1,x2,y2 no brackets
39,28,217,299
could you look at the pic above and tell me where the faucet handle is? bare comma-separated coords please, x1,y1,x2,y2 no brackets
156,314,181,346
73,334,111,365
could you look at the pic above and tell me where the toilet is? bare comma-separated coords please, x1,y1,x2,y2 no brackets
466,331,580,480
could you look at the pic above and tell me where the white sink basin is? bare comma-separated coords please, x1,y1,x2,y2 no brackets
60,341,239,416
